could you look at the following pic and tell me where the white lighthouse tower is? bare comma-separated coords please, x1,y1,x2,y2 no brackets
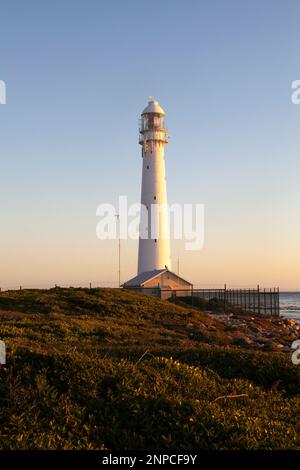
137,97,171,274
123,98,192,297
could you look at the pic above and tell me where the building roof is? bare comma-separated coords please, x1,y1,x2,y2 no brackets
122,269,166,287
122,269,193,288
142,97,165,116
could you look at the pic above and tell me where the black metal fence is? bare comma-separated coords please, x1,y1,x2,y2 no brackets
159,286,280,316
2,283,280,317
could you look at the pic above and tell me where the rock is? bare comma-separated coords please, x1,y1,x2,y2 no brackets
224,325,238,332
262,343,276,351
284,319,297,326
232,336,252,347
250,325,263,334
265,331,275,338
209,325,217,331
255,337,273,345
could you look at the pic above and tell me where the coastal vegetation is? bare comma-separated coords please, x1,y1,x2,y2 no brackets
0,287,299,450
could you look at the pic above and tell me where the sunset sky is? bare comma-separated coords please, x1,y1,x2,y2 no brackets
0,0,299,290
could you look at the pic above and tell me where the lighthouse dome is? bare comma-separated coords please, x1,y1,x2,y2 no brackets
142,97,165,115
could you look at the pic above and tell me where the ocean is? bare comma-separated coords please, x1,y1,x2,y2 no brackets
280,292,300,321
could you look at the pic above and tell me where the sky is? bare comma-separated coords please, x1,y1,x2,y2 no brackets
0,0,299,290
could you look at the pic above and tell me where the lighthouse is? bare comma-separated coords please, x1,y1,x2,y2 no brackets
137,97,171,274
123,98,192,297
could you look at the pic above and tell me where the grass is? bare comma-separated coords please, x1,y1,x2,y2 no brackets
0,287,299,450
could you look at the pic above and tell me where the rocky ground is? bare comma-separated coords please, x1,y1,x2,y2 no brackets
187,310,300,354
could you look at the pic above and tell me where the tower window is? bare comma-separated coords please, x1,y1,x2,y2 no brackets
154,196,156,200
147,165,149,169
154,239,157,243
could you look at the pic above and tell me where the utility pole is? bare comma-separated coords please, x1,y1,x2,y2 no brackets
116,214,121,288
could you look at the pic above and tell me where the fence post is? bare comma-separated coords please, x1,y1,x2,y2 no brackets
224,284,227,314
270,288,273,316
257,285,260,315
